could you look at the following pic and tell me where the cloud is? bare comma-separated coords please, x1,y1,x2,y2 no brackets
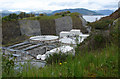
48,2,80,6
0,0,119,11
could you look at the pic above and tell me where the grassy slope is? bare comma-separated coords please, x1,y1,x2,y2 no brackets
2,43,117,77
21,44,118,77
25,15,62,20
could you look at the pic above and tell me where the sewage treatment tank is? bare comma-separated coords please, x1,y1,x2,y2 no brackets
30,35,59,44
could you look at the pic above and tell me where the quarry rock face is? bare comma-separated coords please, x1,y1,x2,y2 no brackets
19,19,41,36
55,16,73,35
0,18,2,45
18,15,86,36
2,21,22,44
2,14,88,45
79,15,87,27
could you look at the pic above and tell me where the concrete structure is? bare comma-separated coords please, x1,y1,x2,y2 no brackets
70,29,82,36
59,29,89,45
30,35,59,44
59,31,70,38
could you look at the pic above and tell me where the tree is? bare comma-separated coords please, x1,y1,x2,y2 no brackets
39,13,44,16
18,12,26,19
26,14,30,17
9,13,18,20
2,13,18,21
30,13,35,17
2,16,10,21
54,13,60,16
66,11,71,13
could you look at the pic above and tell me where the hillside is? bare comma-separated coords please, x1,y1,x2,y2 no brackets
100,8,120,20
94,10,113,15
50,8,102,15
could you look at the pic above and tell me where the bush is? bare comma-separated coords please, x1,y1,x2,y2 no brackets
66,11,71,13
109,18,119,44
94,34,105,43
39,14,45,16
89,19,114,30
2,55,15,75
46,52,68,64
54,13,60,16
2,13,18,21
61,14,65,17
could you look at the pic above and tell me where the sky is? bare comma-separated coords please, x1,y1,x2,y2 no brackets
0,0,119,11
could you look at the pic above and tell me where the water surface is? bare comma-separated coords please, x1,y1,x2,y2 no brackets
83,15,107,22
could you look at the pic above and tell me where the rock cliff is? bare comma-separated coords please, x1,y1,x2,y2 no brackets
2,14,88,45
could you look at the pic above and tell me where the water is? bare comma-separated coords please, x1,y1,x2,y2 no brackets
83,15,107,22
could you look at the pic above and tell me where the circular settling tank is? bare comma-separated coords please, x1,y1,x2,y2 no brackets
30,35,59,43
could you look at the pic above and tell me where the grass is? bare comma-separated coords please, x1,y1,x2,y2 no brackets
23,44,118,77
2,43,118,77
0,49,2,79
2,35,30,47
24,15,62,20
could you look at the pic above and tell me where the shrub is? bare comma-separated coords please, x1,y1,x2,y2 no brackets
46,52,68,64
94,34,105,43
2,54,15,75
39,14,44,16
89,19,114,30
66,11,71,13
2,13,18,21
61,14,65,17
109,18,119,44
54,13,60,16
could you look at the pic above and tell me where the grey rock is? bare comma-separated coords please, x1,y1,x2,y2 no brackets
55,16,73,35
19,19,41,36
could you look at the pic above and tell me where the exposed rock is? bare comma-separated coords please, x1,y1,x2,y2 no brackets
2,14,88,45
79,15,87,27
2,21,22,45
19,19,41,36
55,16,73,35
39,19,56,35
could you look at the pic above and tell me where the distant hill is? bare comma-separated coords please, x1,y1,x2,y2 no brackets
100,8,120,20
94,10,113,15
1,10,22,17
2,8,109,17
49,8,102,15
